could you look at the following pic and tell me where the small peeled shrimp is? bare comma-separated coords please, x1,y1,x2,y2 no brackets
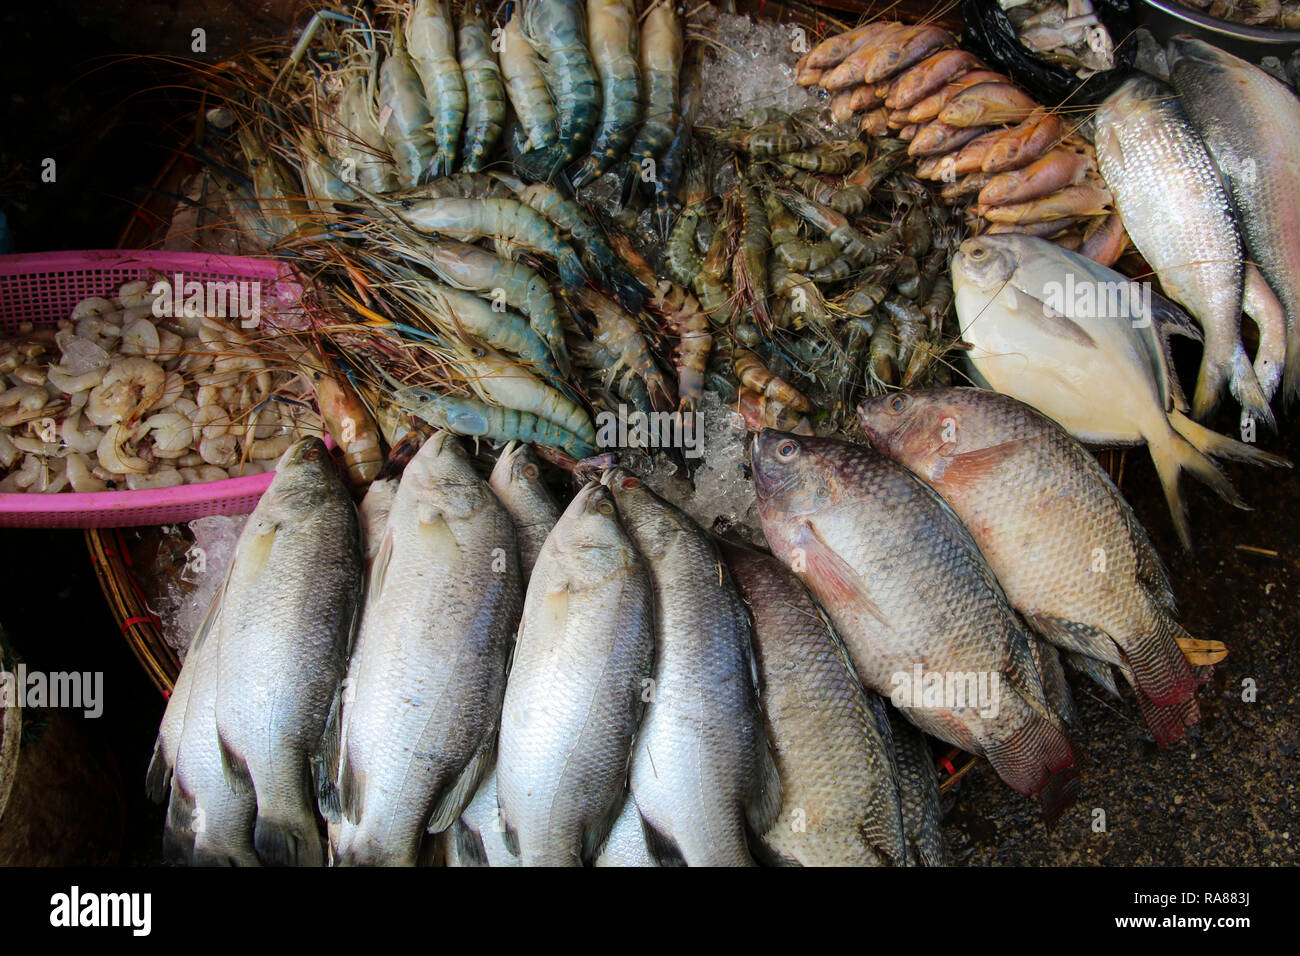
97,422,148,475
84,358,165,427
66,452,108,492
120,318,161,358
146,411,193,455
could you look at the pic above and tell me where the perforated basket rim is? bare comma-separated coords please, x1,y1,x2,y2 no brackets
0,250,307,527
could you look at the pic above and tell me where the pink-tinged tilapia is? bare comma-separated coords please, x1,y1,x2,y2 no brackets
720,540,914,866
859,388,1203,746
1168,36,1300,408
1095,74,1271,428
752,429,1079,824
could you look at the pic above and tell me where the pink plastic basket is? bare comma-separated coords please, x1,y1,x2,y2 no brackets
0,250,306,528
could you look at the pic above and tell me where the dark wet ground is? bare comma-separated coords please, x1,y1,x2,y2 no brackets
1,0,1296,867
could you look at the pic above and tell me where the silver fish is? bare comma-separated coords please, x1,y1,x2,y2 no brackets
497,480,654,865
860,387,1204,746
1095,74,1270,427
602,467,780,865
489,440,561,579
335,431,521,865
952,232,1289,550
1168,36,1300,407
213,437,362,867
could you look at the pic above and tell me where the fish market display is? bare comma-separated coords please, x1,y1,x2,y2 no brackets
497,480,654,865
859,388,1210,746
1095,74,1271,425
951,232,1290,549
720,540,918,867
0,283,318,493
604,467,779,865
752,429,1079,823
797,18,1119,260
336,431,520,866
1165,37,1300,406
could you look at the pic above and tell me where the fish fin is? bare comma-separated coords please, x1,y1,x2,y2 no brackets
500,820,520,858
982,711,1078,827
932,438,1035,490
1066,651,1120,697
1226,344,1276,431
254,811,324,868
367,526,395,601
1029,299,1098,349
1128,675,1201,748
450,820,491,867
426,741,494,835
1175,635,1228,666
641,817,688,867
881,705,947,867
745,738,784,840
162,782,197,865
191,839,260,868
1146,419,1250,551
314,683,345,823
581,794,630,865
1169,409,1291,469
217,734,255,797
1148,288,1203,343
1002,629,1057,725
1029,638,1078,728
790,519,889,628
1023,613,1125,668
145,735,173,805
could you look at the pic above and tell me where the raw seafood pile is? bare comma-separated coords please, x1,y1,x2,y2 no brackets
996,0,1117,79
148,432,951,866
797,19,1124,262
1172,0,1300,27
0,284,318,493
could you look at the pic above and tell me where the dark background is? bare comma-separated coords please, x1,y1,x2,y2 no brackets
0,0,1295,865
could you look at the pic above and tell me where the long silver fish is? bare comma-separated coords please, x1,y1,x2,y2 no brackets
860,387,1205,746
752,429,1079,824
721,540,912,867
1095,74,1270,427
497,480,654,865
602,467,780,865
335,431,521,865
1168,36,1300,406
952,232,1289,550
213,437,362,867
488,440,561,579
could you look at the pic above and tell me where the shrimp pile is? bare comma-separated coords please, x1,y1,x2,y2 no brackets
798,19,1125,265
0,283,320,494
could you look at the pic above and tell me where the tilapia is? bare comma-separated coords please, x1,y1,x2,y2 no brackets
720,540,911,867
952,233,1290,550
859,388,1204,746
497,481,655,865
602,467,779,865
752,430,1079,823
213,437,363,867
335,431,521,865
1168,36,1300,406
1095,74,1271,427
488,440,561,579
446,766,520,867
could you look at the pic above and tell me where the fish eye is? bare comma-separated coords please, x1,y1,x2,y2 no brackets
621,476,640,490
596,499,615,515
521,462,539,480
969,246,986,260
777,440,799,460
890,395,906,412
304,447,322,462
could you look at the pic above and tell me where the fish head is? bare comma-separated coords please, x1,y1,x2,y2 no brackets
402,430,492,521
952,236,1018,296
265,436,345,510
549,480,634,565
1165,35,1228,75
600,466,680,560
857,388,962,478
489,440,542,492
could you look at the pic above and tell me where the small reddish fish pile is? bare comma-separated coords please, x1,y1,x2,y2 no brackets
796,19,1125,265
